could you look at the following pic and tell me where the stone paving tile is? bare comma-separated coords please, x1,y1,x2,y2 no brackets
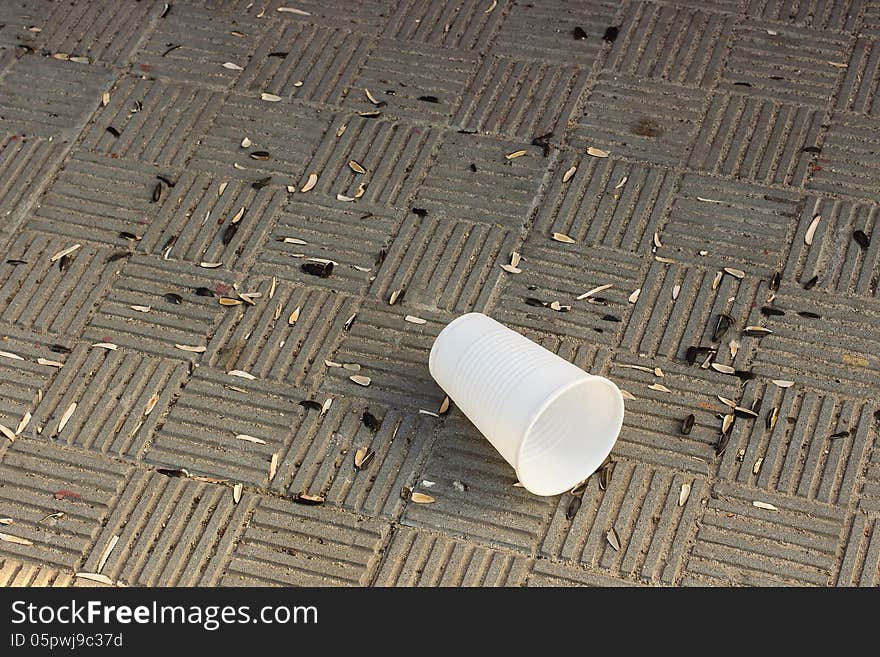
1,0,879,587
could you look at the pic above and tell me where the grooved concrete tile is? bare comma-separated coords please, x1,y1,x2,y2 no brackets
189,95,334,182
533,156,677,253
0,557,73,587
0,439,132,570
412,131,547,229
492,240,645,344
836,513,880,586
402,417,556,552
782,196,880,297
837,38,880,115
82,254,231,360
525,559,642,586
322,301,448,411
539,460,706,584
303,114,439,208
235,22,369,105
342,40,478,124
605,2,733,87
204,278,357,388
142,365,306,485
657,173,804,274
492,0,619,63
568,73,708,166
861,2,880,37
375,526,529,586
718,19,852,106
384,0,507,50
716,382,874,505
253,198,399,295
0,134,64,232
454,55,590,141
0,232,118,336
28,345,187,458
79,77,222,167
749,282,880,395
0,1,49,48
858,427,880,513
745,0,862,31
807,111,880,200
0,54,112,138
682,481,845,586
268,0,392,35
81,471,253,586
134,5,269,89
33,0,157,65
688,93,824,186
220,497,388,586
370,214,516,312
26,151,178,246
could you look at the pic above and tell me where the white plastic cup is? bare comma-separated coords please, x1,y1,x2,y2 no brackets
428,313,625,496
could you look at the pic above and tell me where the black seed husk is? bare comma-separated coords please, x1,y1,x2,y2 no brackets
712,314,733,342
252,176,272,190
6,259,27,265
355,449,375,471
853,230,870,249
803,275,818,290
163,292,183,304
770,271,781,291
681,413,695,435
734,370,755,380
797,311,821,319
828,430,851,440
362,410,382,433
469,163,477,172
602,25,620,42
161,44,180,57
733,81,752,87
301,261,333,278
743,327,771,337
119,231,139,241
157,468,188,478
572,26,588,40
268,51,288,58
375,248,387,266
566,495,582,520
765,408,777,430
761,306,785,317
58,254,71,271
293,493,324,506
601,314,621,322
411,208,428,217
222,223,238,245
250,150,270,160
50,344,72,354
156,174,176,188
801,146,821,154
418,95,439,103
151,182,162,203
299,400,322,411
106,126,121,138
734,406,759,419
751,398,763,413
715,433,730,457
525,298,546,308
598,461,614,490
194,287,214,297
105,251,132,263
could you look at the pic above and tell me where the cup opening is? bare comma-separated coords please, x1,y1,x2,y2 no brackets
515,377,624,496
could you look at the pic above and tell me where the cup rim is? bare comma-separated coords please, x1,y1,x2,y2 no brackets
514,375,624,496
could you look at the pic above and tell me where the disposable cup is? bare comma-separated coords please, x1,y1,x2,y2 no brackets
428,313,625,496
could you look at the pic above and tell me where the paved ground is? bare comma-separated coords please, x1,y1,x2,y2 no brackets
0,0,878,587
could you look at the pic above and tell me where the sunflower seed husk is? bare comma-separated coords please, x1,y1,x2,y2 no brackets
565,495,582,520
805,215,821,245
358,110,380,118
321,398,333,416
261,92,282,102
766,406,779,430
551,232,576,243
853,230,870,249
671,283,681,300
680,413,695,435
50,244,81,262
95,535,119,574
722,413,735,433
0,425,15,442
268,453,279,482
219,297,242,306
598,460,615,490
679,483,691,507
349,375,371,387
227,370,256,380
621,390,636,401
288,306,301,325
15,412,31,435
711,363,736,374
753,501,778,511
653,232,662,248
734,406,759,419
235,434,266,445
388,288,405,305
718,396,737,408
0,532,31,546
0,351,24,360
174,344,206,353
405,315,426,324
419,409,439,417
222,61,243,70
711,270,723,290
577,284,613,300
715,431,731,457
199,261,223,268
562,165,577,182
648,383,671,393
130,304,152,313
58,402,76,433
743,326,773,337
587,147,610,158
505,150,528,160
606,528,621,551
712,314,733,342
301,261,333,277
364,88,383,105
803,275,818,290
344,313,357,331
144,394,159,417
724,267,745,279
627,288,641,303
294,493,324,506
751,457,764,475
354,447,375,471
549,301,571,312
410,492,435,504
500,264,522,274
0,518,12,525
772,379,794,388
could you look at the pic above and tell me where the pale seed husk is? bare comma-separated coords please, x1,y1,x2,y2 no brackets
419,409,439,417
337,193,355,202
321,398,332,416
724,267,745,279
711,363,736,374
261,93,282,102
16,412,31,435
718,396,737,408
410,492,435,504
219,297,243,306
712,271,723,289
0,532,32,546
805,215,821,245
0,425,15,442
771,379,794,388
96,535,119,574
743,326,773,336
268,453,279,482
606,528,621,551
621,390,636,401
551,232,576,243
58,402,76,433
500,264,522,274
364,88,382,105
0,518,12,525
50,243,81,262
587,147,610,158
350,375,371,387
679,483,691,507
130,305,151,313
222,62,243,70
648,383,671,393
101,92,110,106
75,572,113,585
628,288,641,303
199,262,223,268
324,360,342,368
218,181,228,196
438,396,450,415
235,434,266,445
389,288,404,305
506,150,528,160
653,232,662,248
233,483,243,504
92,342,117,350
0,350,24,360
227,370,256,380
615,176,628,189
348,160,366,174
231,206,246,224
336,124,347,137
753,457,764,475
175,344,206,353
288,306,301,325
729,340,740,358
277,7,311,15
672,284,680,300
562,166,577,182
767,406,779,431
37,358,63,368
405,315,426,324
300,173,318,192
144,394,159,416
577,284,613,300
753,501,778,511
240,137,252,148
